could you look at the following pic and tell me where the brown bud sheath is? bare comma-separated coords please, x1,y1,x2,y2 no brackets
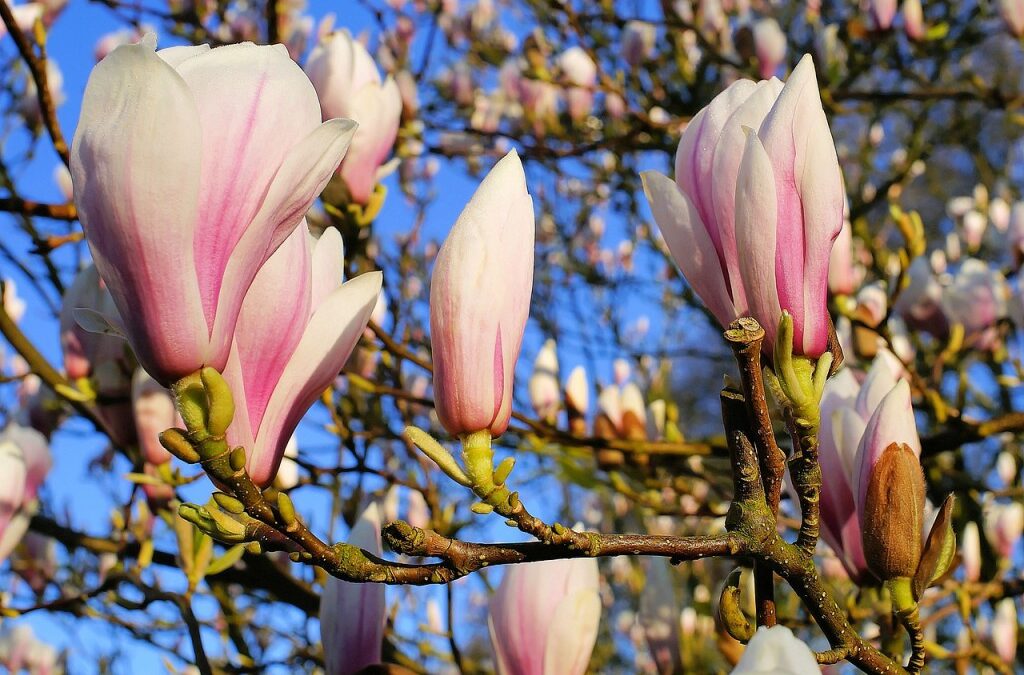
621,410,647,442
862,442,926,580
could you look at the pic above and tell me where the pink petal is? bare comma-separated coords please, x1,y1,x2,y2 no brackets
175,43,323,329
248,271,381,486
733,130,783,349
70,38,206,382
642,170,735,328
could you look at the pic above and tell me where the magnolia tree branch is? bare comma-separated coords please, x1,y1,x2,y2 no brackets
724,319,782,628
0,2,70,166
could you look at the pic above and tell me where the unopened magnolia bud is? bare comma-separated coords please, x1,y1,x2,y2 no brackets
229,446,247,472
719,568,753,642
172,375,208,438
862,442,926,580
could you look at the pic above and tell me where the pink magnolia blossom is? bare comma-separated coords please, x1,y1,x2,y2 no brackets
429,151,534,437
131,369,177,466
528,339,560,423
223,224,381,487
961,521,981,582
941,259,1008,351
869,0,898,30
305,31,403,205
621,20,656,68
0,3,42,42
902,0,925,40
71,35,357,384
985,501,1024,559
319,503,386,675
558,46,597,121
644,55,843,357
59,265,129,383
488,556,601,675
753,18,787,79
992,599,1019,662
853,378,920,538
0,426,52,563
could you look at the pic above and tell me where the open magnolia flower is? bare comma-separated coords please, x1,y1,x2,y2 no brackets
643,53,844,358
71,35,357,383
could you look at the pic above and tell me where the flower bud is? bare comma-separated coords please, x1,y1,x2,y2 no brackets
861,442,926,580
429,151,534,437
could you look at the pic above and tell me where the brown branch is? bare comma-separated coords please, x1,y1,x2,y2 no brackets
0,4,70,166
725,318,782,628
0,197,77,220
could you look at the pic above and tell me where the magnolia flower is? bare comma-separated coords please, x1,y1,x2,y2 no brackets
893,257,947,336
941,259,1008,351
753,18,787,79
731,626,819,674
644,55,843,357
869,0,898,30
992,599,1019,662
961,521,981,582
131,369,177,466
902,0,925,40
828,213,861,296
528,339,560,423
558,46,597,121
71,36,357,384
305,31,403,205
0,427,52,563
223,224,381,487
985,501,1024,559
854,378,924,581
488,556,601,675
319,504,386,675
429,151,534,437
0,3,42,42
1000,0,1024,37
639,557,681,674
621,21,656,68
620,382,647,440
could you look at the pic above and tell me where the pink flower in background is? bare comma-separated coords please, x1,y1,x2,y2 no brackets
992,599,1019,662
902,0,925,40
430,151,534,437
893,257,948,336
71,36,357,384
0,426,52,563
621,20,656,68
305,30,403,205
131,369,177,466
985,501,1024,559
488,556,601,675
961,521,981,582
941,259,1008,351
223,224,381,487
319,504,386,675
558,46,597,121
644,55,843,357
869,0,898,30
59,265,130,383
753,18,787,79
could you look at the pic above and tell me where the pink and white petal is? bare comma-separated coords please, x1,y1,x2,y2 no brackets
249,271,381,487
674,79,759,233
542,589,601,675
0,442,27,536
310,226,344,311
339,79,403,204
854,358,898,421
642,171,736,329
759,55,843,355
222,344,257,463
708,78,784,315
176,43,324,324
232,226,312,434
70,39,206,382
209,118,358,362
854,380,919,513
733,131,783,349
